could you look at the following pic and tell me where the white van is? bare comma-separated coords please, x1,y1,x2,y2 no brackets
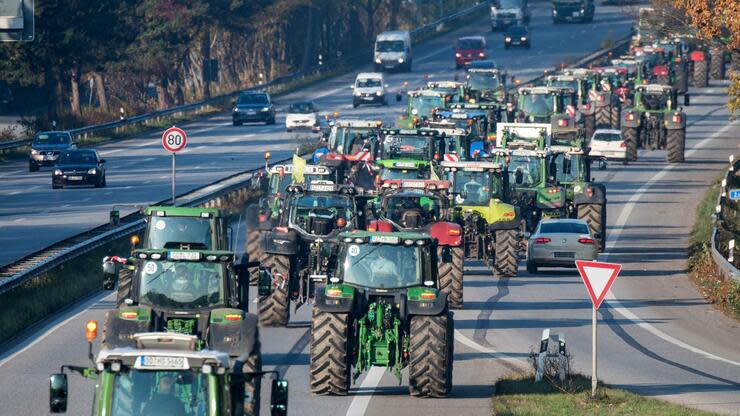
374,31,412,72
352,72,388,108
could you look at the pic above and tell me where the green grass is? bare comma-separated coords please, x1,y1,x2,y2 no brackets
492,374,716,416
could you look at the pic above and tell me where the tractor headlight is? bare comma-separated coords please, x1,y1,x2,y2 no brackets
261,107,270,112
31,149,39,155
505,37,512,42
398,58,404,64
88,168,97,175
375,57,381,64
53,169,63,176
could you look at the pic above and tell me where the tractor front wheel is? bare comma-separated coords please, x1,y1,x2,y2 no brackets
242,335,262,416
409,312,453,397
666,128,686,163
623,127,638,161
257,254,291,327
577,203,606,252
494,229,519,277
310,306,352,395
437,246,464,309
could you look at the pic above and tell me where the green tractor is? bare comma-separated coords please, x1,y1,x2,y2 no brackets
309,231,454,397
549,129,608,250
378,128,445,171
547,71,599,135
464,67,509,103
50,331,288,416
621,84,687,163
398,90,447,128
100,247,263,414
441,160,521,277
514,86,583,135
258,182,362,327
376,159,433,182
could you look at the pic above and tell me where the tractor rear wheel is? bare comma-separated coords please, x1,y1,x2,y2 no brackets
243,335,262,416
409,311,453,397
623,127,638,161
577,203,606,252
310,306,352,395
693,60,708,87
666,128,686,163
584,114,595,139
258,254,291,327
595,105,610,128
494,229,519,277
116,268,133,307
609,103,621,129
674,62,688,93
246,229,262,285
437,246,464,309
710,47,725,80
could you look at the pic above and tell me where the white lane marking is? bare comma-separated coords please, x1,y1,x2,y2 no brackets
600,118,740,368
345,367,385,416
227,134,254,143
100,149,124,156
12,218,23,223
454,330,529,367
314,85,349,100
7,191,21,196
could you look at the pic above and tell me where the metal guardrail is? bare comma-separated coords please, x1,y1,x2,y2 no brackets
710,155,740,282
0,2,489,153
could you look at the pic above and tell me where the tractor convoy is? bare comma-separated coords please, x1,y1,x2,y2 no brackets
47,5,724,413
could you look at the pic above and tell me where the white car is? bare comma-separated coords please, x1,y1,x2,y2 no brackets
285,101,319,132
352,72,388,108
527,219,599,273
589,129,627,163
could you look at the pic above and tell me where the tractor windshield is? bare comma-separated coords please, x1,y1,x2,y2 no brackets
340,244,426,289
640,92,669,110
409,95,445,117
328,127,372,155
507,155,543,187
549,80,578,90
451,170,501,205
382,135,432,160
289,193,354,235
549,153,583,183
385,193,444,227
109,369,210,416
467,72,500,89
380,167,427,181
520,93,555,115
146,217,215,250
268,172,293,195
138,260,226,309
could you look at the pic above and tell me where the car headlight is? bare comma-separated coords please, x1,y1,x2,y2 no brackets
479,52,485,57
354,90,362,96
553,9,557,15
580,9,585,13
505,37,512,42
375,57,381,64
455,52,461,58
31,149,39,155
398,58,404,63
375,90,382,96
233,107,239,112
261,107,270,112
521,37,527,41
53,169,62,176
88,168,97,175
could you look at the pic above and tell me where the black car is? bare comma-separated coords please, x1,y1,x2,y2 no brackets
52,149,106,189
29,131,76,172
504,25,531,49
232,92,275,125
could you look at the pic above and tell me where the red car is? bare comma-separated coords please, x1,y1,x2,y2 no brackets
455,36,487,69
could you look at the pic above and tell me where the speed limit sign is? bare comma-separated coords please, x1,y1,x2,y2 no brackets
162,126,187,153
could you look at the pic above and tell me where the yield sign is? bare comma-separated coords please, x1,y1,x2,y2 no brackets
575,260,621,309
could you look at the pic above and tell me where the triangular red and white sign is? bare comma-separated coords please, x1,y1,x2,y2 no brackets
575,260,621,309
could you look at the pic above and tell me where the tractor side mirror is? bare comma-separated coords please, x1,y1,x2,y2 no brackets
102,258,119,291
49,373,68,413
683,93,690,106
270,379,289,416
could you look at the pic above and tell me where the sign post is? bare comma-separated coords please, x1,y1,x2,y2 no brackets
575,260,621,398
161,126,187,204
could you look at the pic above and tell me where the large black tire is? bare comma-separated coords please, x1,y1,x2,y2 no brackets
310,306,352,395
595,105,610,129
116,268,133,307
437,246,464,309
494,229,518,277
242,336,262,416
584,114,595,139
674,62,688,94
257,254,291,327
693,59,708,87
245,229,262,285
577,203,606,252
623,127,638,162
710,47,725,80
666,128,686,163
609,103,621,129
408,312,453,397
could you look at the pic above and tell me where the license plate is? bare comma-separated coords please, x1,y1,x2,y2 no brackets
246,110,256,114
168,251,201,260
554,252,574,258
572,12,579,17
362,97,374,101
68,176,83,180
135,356,188,370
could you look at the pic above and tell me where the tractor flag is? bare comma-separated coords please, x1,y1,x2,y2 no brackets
292,154,306,183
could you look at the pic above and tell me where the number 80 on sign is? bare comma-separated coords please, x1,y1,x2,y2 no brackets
162,126,187,153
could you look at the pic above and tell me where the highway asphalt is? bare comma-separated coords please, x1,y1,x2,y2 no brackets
2,2,740,416
0,2,633,268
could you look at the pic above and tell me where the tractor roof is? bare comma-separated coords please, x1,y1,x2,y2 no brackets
381,179,450,191
408,89,447,98
426,81,465,89
376,159,429,169
133,248,235,262
334,119,383,129
448,103,502,110
381,128,440,137
638,84,674,93
98,333,230,368
518,86,561,95
286,181,355,195
441,160,503,171
339,230,431,242
146,206,223,218
268,164,333,175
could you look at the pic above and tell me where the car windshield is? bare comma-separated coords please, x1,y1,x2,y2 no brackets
380,168,427,180
138,260,225,309
508,155,543,186
288,102,316,113
592,132,622,142
507,27,526,36
146,217,214,250
289,194,354,235
451,170,496,205
58,151,97,165
382,135,431,159
376,40,404,52
409,95,445,117
328,127,372,154
549,153,581,183
237,94,268,105
340,244,425,289
385,194,443,226
540,222,590,234
356,78,382,88
496,0,523,8
110,369,209,416
520,93,555,115
457,39,484,49
33,132,70,145
467,72,500,89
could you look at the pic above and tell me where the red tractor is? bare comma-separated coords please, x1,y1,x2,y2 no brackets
367,179,465,308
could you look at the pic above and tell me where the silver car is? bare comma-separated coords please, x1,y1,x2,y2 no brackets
526,219,598,273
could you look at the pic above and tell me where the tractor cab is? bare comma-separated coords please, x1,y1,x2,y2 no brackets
441,161,510,208
316,119,382,168
425,81,466,102
515,86,564,123
371,180,454,230
282,181,360,238
465,68,508,103
376,160,433,182
635,84,678,111
426,119,487,161
144,206,229,252
379,128,442,163
399,90,447,127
